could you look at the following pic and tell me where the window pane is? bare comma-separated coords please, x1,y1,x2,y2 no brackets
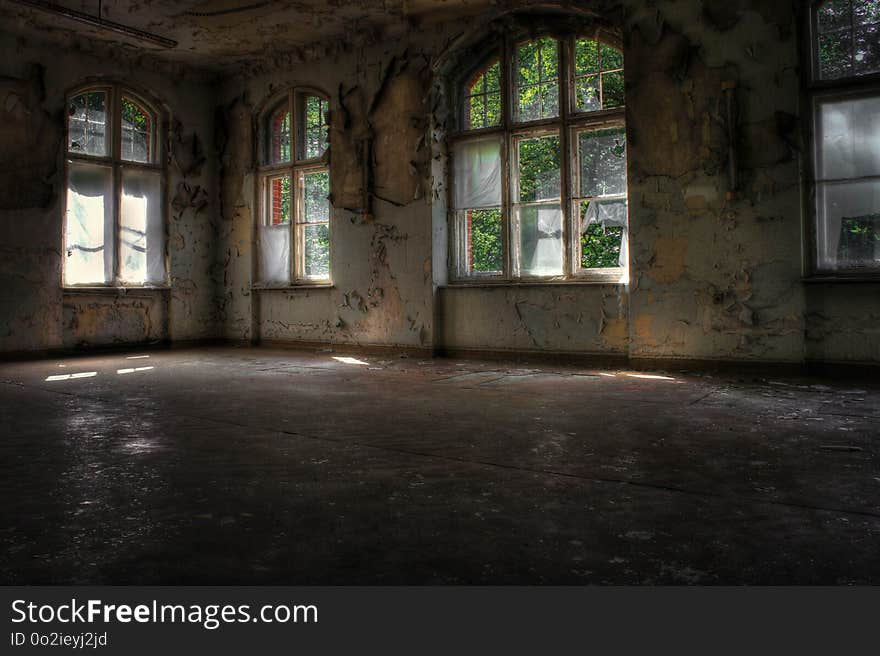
818,0,852,32
817,180,880,270
303,95,329,159
819,31,854,79
463,60,502,130
258,224,290,284
575,75,601,112
602,71,625,109
453,137,502,209
854,0,880,23
575,39,599,75
68,91,107,157
304,224,330,278
517,134,560,203
120,169,164,284
578,127,627,198
65,161,113,284
269,105,291,164
517,204,563,276
516,38,558,121
580,199,627,269
269,175,292,225
464,208,503,274
120,96,152,163
818,96,880,180
854,22,880,75
301,170,330,223
601,43,624,70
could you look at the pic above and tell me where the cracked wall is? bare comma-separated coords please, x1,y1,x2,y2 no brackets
0,32,218,353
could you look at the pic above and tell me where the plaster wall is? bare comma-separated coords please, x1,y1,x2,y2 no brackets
0,32,218,352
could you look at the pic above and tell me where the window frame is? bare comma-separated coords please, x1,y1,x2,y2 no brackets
255,87,331,286
62,82,167,289
448,31,628,285
804,0,880,278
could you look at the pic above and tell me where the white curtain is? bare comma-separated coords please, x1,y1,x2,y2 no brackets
452,136,502,210
258,224,290,284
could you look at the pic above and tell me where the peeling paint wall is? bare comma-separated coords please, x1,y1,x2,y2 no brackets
2,1,878,365
0,32,217,353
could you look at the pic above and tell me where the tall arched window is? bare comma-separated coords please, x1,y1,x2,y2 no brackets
449,31,627,282
809,0,880,274
256,89,330,285
64,84,165,286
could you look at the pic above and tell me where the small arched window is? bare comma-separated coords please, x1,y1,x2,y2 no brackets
809,0,880,273
64,84,165,287
256,89,331,285
449,31,628,282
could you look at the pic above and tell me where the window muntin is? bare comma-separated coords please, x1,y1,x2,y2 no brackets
64,86,165,287
809,2,880,273
257,89,331,285
450,33,627,282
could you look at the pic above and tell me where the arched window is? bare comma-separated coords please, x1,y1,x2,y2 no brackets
809,0,880,273
256,90,330,285
64,84,165,286
449,31,628,282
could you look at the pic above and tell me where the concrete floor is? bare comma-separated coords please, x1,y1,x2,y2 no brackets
1,346,878,585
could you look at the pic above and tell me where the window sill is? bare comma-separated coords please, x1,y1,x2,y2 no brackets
252,284,335,291
442,278,626,289
803,274,880,284
62,286,171,295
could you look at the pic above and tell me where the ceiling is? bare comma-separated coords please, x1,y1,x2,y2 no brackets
2,0,504,70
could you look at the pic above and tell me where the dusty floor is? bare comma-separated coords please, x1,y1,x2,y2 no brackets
0,346,878,585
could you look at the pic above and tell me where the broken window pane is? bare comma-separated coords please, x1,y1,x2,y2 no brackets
269,104,291,164
303,223,330,278
818,95,880,181
817,180,880,270
120,96,152,163
302,95,329,159
464,59,502,130
120,168,164,284
516,204,563,276
574,39,624,113
580,199,627,269
68,90,107,157
65,160,113,285
268,175,292,225
516,38,559,121
462,208,503,275
602,71,625,109
258,224,290,284
578,127,627,197
517,134,560,203
453,136,502,209
575,75,601,112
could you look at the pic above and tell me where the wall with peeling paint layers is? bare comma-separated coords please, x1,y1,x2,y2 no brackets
0,32,218,353
2,0,878,365
216,35,443,351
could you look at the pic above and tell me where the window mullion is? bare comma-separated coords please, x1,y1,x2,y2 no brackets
502,35,513,279
289,90,298,284
112,89,122,286
560,37,572,279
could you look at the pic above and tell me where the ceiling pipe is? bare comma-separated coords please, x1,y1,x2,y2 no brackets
9,0,178,49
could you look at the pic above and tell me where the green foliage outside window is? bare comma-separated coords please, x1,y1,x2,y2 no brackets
470,209,503,273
